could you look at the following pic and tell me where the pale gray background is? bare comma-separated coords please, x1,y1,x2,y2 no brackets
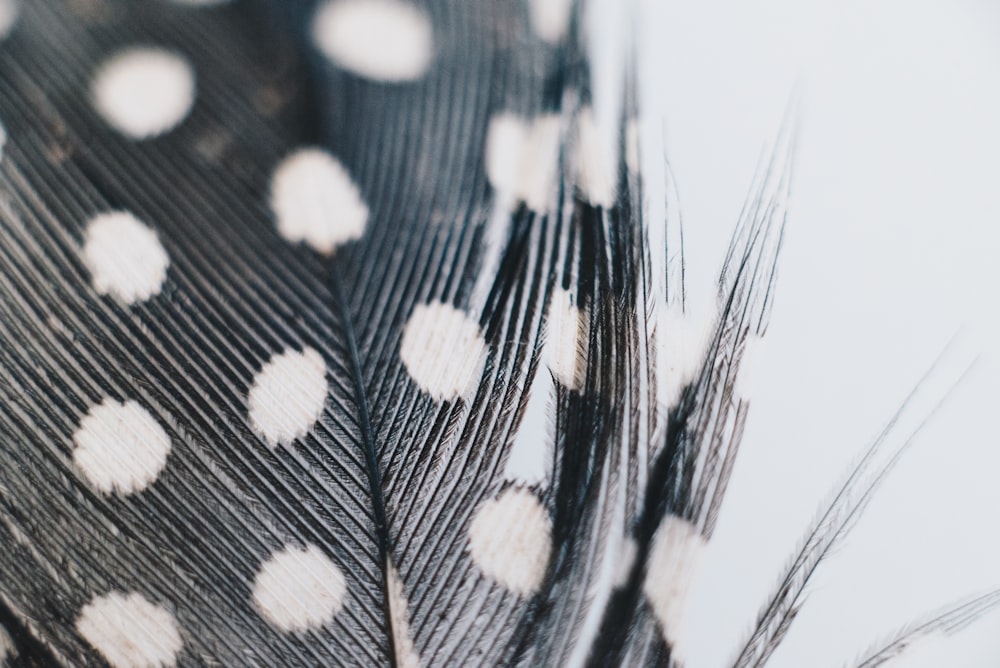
650,0,1000,665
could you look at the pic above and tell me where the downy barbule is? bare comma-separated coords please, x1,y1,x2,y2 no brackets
0,1,995,667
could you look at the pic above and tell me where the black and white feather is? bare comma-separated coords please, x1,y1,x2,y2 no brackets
0,1,994,667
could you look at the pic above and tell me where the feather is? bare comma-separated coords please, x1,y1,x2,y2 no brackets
0,1,997,667
729,345,980,668
848,589,1000,668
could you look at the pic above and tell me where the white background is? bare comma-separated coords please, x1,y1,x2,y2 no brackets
648,0,1000,665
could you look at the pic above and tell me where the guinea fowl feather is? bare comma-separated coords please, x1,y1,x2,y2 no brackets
0,1,997,667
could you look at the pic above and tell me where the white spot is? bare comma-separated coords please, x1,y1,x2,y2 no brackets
643,515,706,659
82,212,170,305
656,303,711,408
468,487,551,595
614,537,638,588
484,113,562,212
270,148,369,255
386,560,420,668
576,107,617,208
485,113,526,199
0,0,18,41
736,335,766,400
312,0,433,83
248,347,329,448
518,115,563,213
400,302,487,402
73,399,171,496
252,544,347,633
545,288,588,390
76,591,183,668
91,48,195,140
529,0,572,43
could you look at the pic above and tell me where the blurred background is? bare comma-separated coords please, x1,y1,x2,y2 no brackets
651,0,1000,665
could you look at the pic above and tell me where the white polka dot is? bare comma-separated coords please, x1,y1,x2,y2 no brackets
400,301,487,402
76,591,182,668
485,113,562,212
252,544,347,633
485,113,527,198
82,211,170,304
73,399,171,495
614,537,638,588
545,288,588,390
643,515,706,658
576,106,617,208
518,115,563,212
248,347,329,448
270,149,368,255
468,487,552,595
386,560,420,668
0,0,18,41
529,0,572,44
92,48,195,140
311,0,433,82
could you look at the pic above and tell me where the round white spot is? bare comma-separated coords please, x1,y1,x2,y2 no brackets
270,149,369,255
614,537,638,588
468,487,552,595
400,301,487,402
92,47,195,139
520,115,563,211
252,544,347,633
576,106,617,208
82,211,170,304
484,113,562,212
0,0,19,41
545,288,588,390
312,0,433,82
529,0,572,44
485,113,527,197
73,399,171,495
248,347,329,448
643,515,706,658
76,591,183,668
